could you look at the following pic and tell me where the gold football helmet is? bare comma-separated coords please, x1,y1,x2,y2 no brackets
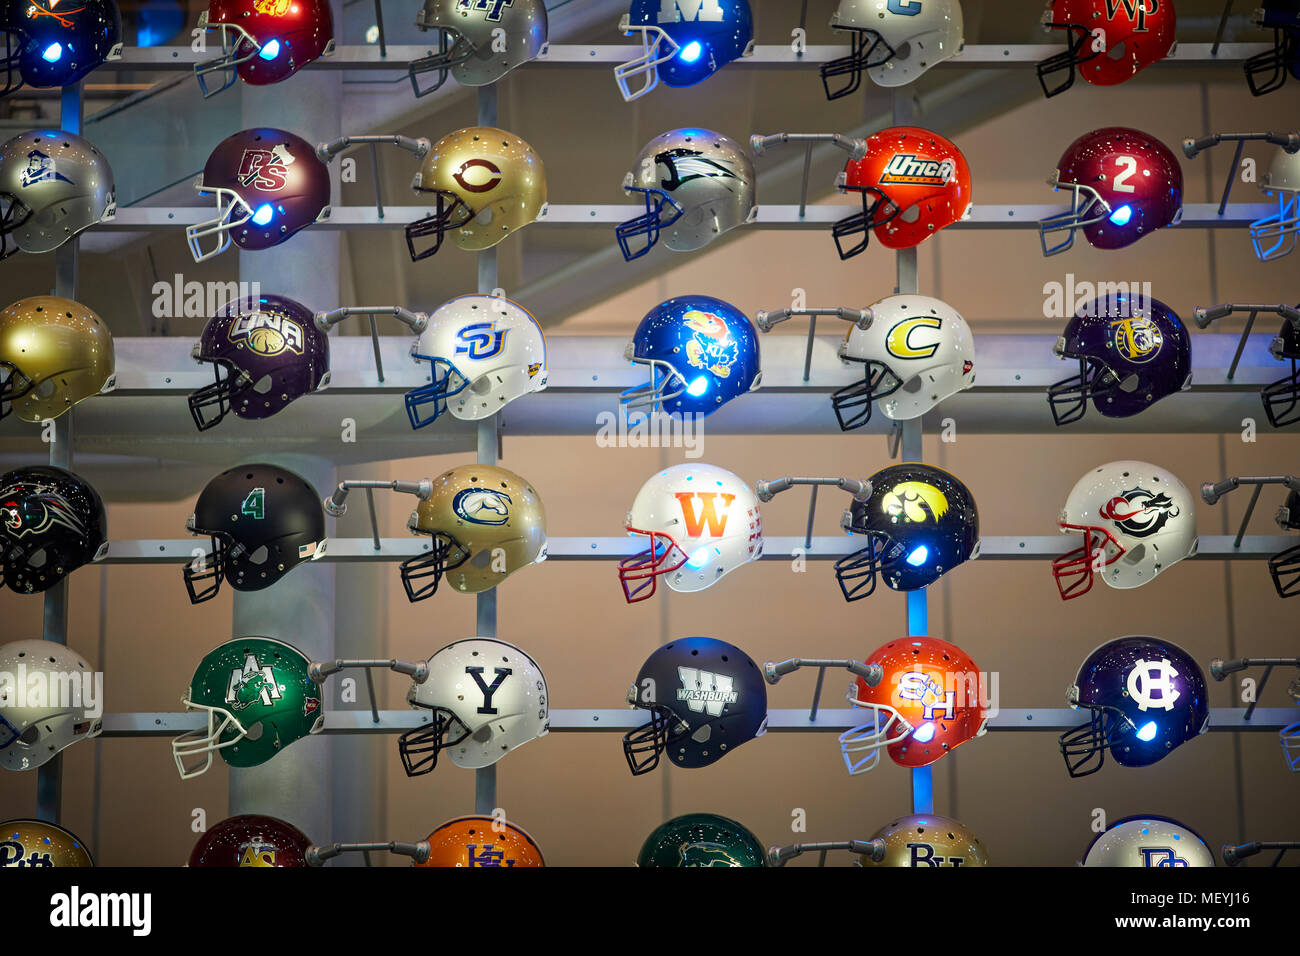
405,126,546,260
0,820,94,867
0,296,115,422
856,814,989,867
401,464,547,600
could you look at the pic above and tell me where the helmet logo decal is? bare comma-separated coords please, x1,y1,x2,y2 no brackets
466,665,512,715
657,0,724,24
682,309,739,377
253,0,294,15
887,0,922,14
25,2,84,29
1099,487,1179,537
1109,316,1163,363
226,653,283,712
238,842,280,867
676,667,736,715
1126,658,1181,711
1139,847,1189,867
454,321,508,360
906,843,972,867
880,154,956,187
1106,0,1158,30
0,481,86,539
20,149,73,189
228,311,306,356
886,316,943,359
675,491,735,538
657,148,740,193
881,482,949,523
452,158,502,194
236,144,296,191
679,842,744,866
457,0,516,21
240,488,265,520
453,487,512,525
465,842,515,866
898,671,956,720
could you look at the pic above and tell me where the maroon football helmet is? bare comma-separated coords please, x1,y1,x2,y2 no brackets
1037,0,1177,98
188,814,312,867
194,0,335,98
1039,127,1183,256
186,128,331,263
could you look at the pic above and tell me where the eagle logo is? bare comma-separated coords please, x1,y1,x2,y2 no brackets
881,481,949,524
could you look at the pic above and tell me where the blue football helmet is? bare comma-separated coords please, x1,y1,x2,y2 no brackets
614,0,754,102
1,0,122,97
1245,0,1300,96
621,295,761,418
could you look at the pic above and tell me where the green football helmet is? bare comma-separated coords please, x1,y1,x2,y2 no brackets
172,637,322,779
636,813,768,868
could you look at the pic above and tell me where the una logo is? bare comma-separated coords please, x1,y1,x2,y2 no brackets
238,843,281,867
1110,317,1163,363
680,842,745,866
455,321,508,360
657,148,740,192
656,0,724,23
682,309,739,378
225,653,283,711
465,665,512,715
1140,847,1189,867
1099,486,1179,538
1127,657,1181,712
897,671,956,720
881,481,949,524
452,158,502,194
458,0,515,20
20,149,72,189
0,482,85,540
453,487,512,525
886,316,943,360
880,154,956,187
237,144,296,191
253,0,293,15
677,666,737,715
1106,0,1158,30
228,310,306,356
674,491,736,538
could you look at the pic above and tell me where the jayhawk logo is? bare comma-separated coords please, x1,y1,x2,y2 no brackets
227,309,306,356
453,487,512,525
1110,316,1163,364
1099,486,1179,538
682,309,739,378
0,481,87,540
20,149,73,189
678,842,746,867
237,143,296,191
881,482,949,524
225,654,283,712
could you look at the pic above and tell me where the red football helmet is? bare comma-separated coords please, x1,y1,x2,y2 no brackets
194,0,335,98
1038,0,1177,98
1040,127,1182,257
188,814,312,867
186,128,332,263
833,126,972,260
839,636,987,773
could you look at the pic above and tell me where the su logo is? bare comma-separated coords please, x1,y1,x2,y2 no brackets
674,491,735,538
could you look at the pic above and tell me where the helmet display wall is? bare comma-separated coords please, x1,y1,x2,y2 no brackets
0,0,1297,874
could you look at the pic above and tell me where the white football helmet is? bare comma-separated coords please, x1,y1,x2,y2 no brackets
821,0,964,98
398,638,548,773
1250,146,1300,262
0,640,101,772
1053,460,1198,600
1081,816,1215,867
619,463,763,603
834,293,975,430
405,294,547,428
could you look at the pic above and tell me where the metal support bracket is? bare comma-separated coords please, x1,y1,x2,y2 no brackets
755,306,873,383
315,135,431,220
1201,475,1300,547
768,839,878,867
1209,656,1300,722
764,657,883,722
308,657,430,725
1181,131,1299,214
306,840,430,867
750,133,867,215
1193,302,1300,380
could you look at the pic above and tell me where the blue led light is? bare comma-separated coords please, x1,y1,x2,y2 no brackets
686,546,714,569
686,376,709,397
906,545,929,566
251,204,275,226
679,41,702,62
912,722,936,743
259,39,282,60
42,43,63,62
1109,204,1133,226
1136,720,1158,742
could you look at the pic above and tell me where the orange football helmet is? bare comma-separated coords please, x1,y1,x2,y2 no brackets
414,815,544,868
840,636,987,773
834,125,972,259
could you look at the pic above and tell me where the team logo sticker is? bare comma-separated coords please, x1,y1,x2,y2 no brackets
656,148,741,193
453,487,512,525
458,0,516,22
228,310,306,356
1099,486,1179,538
254,0,294,15
682,309,739,378
452,158,502,193
226,653,284,712
1126,657,1181,711
677,666,737,715
879,154,956,187
1110,316,1163,363
886,316,943,359
455,321,508,360
237,143,296,191
881,481,949,524
20,149,72,189
0,481,86,540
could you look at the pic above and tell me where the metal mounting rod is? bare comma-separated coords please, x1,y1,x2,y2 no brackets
1182,132,1300,217
315,134,431,165
1209,656,1300,722
1201,476,1300,548
314,305,428,334
755,306,872,332
1193,303,1300,380
749,132,867,160
769,840,879,867
1222,842,1300,867
755,475,871,502
306,841,430,867
323,478,431,516
764,657,883,722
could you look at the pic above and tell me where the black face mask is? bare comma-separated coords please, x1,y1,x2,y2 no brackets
398,532,469,602
405,191,475,262
397,707,471,776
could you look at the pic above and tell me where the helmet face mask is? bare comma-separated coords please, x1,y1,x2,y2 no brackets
1250,149,1300,261
409,0,547,96
1037,0,1177,99
1039,176,1112,256
1263,319,1300,427
398,529,471,602
1270,489,1300,597
396,704,473,776
821,0,964,99
1244,2,1300,96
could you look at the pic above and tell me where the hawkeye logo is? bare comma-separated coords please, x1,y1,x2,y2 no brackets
881,482,949,524
677,667,737,716
228,309,306,356
1110,316,1163,364
897,671,956,720
886,316,943,359
226,654,283,712
675,491,736,538
657,0,724,23
1106,0,1158,30
880,154,956,187
1127,657,1181,712
237,143,295,191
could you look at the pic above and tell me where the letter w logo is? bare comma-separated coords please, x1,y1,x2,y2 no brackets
1106,0,1155,30
678,667,733,716
675,492,735,538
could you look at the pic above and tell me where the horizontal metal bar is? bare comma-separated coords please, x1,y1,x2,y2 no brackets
95,706,1300,738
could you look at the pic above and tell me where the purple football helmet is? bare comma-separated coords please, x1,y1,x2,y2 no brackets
1060,636,1209,777
188,294,330,431
1263,314,1300,428
1048,294,1191,426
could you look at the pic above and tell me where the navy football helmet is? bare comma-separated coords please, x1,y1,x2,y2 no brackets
1048,294,1191,426
614,0,754,101
1,0,122,96
1264,314,1300,428
1060,636,1209,777
1245,0,1300,96
1271,488,1300,598
623,637,767,775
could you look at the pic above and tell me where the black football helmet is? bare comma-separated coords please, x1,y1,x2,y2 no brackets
0,465,106,594
1263,315,1300,428
1272,489,1300,598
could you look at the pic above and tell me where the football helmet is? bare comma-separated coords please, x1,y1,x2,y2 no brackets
1284,708,1300,771
832,293,975,430
1037,0,1177,99
0,0,121,96
0,820,93,867
405,294,547,429
821,0,964,99
0,640,101,772
621,295,761,417
840,636,986,774
1245,0,1300,96
189,294,330,431
173,636,323,779
409,0,547,95
614,0,754,102
1048,293,1191,426
0,465,107,595
616,128,755,262
183,463,327,604
1249,146,1300,261
1263,315,1300,427
1040,127,1183,257
619,463,762,603
193,0,335,98
398,638,548,774
1082,815,1215,866
414,816,545,867
856,813,989,867
0,129,115,260
836,463,979,601
188,814,312,867
401,464,547,601
1052,460,1197,600
623,636,767,775
637,813,766,867
0,295,115,423
1270,488,1300,597
406,126,545,260
1060,635,1208,777
186,128,331,263
834,126,971,259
